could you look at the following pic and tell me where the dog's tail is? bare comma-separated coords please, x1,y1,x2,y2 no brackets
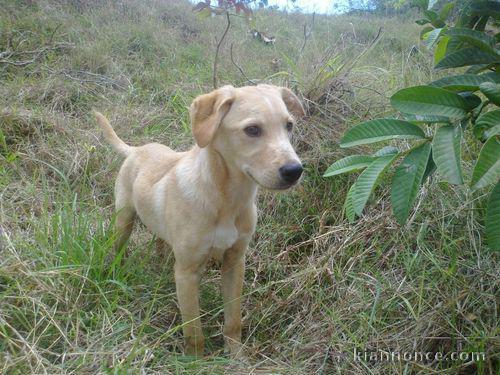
93,111,133,157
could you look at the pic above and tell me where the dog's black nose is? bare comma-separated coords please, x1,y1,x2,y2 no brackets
279,163,303,184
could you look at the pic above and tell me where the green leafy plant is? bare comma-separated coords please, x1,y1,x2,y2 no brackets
324,0,500,250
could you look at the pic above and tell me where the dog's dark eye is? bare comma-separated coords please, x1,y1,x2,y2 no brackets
244,125,262,137
286,121,294,132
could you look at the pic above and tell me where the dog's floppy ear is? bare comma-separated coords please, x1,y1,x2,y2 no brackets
280,87,305,118
190,86,235,148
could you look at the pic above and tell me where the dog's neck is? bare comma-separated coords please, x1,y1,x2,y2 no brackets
191,145,258,215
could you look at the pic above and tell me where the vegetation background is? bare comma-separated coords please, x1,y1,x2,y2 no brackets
0,0,497,373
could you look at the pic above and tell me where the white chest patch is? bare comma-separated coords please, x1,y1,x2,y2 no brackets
213,222,238,250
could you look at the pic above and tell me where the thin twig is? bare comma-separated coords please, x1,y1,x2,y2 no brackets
48,23,62,45
300,12,315,55
0,43,74,67
213,11,231,89
230,43,256,85
45,67,128,90
300,22,308,53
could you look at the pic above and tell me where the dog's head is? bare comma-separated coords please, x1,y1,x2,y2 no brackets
189,84,305,190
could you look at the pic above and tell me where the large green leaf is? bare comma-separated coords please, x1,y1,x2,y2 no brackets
352,155,397,216
420,25,434,39
391,86,469,119
444,27,496,53
474,110,500,140
430,72,500,92
435,47,500,69
340,119,426,148
424,10,445,27
444,36,464,56
391,142,432,224
466,64,494,74
344,183,357,223
422,28,443,49
459,92,482,111
485,125,500,138
373,146,399,157
486,181,500,251
434,36,449,65
471,136,500,190
479,82,500,106
403,113,451,123
432,125,463,184
324,155,373,177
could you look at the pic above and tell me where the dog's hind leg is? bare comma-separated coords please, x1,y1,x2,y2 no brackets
155,238,172,261
114,206,136,256
114,170,136,257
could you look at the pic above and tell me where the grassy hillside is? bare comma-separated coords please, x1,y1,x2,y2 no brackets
0,0,497,373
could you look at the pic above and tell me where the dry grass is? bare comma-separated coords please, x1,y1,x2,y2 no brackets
0,0,498,373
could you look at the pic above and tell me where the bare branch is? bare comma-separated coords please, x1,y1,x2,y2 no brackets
300,12,315,55
213,11,231,89
230,43,256,85
0,43,74,67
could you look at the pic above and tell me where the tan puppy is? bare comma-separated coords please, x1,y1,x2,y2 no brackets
94,84,305,358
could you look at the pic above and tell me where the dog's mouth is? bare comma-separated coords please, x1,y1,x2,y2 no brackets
245,170,299,191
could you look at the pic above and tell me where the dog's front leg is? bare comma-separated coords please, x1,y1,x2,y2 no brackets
174,261,206,357
221,237,248,358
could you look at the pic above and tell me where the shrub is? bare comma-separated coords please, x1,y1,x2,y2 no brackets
324,0,500,250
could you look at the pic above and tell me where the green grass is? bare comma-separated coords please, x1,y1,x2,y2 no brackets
0,0,498,373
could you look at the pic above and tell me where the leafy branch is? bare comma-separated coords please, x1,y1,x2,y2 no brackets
324,0,500,250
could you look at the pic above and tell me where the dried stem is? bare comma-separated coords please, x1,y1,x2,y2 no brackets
300,12,315,55
213,11,231,89
0,42,73,67
230,43,256,85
